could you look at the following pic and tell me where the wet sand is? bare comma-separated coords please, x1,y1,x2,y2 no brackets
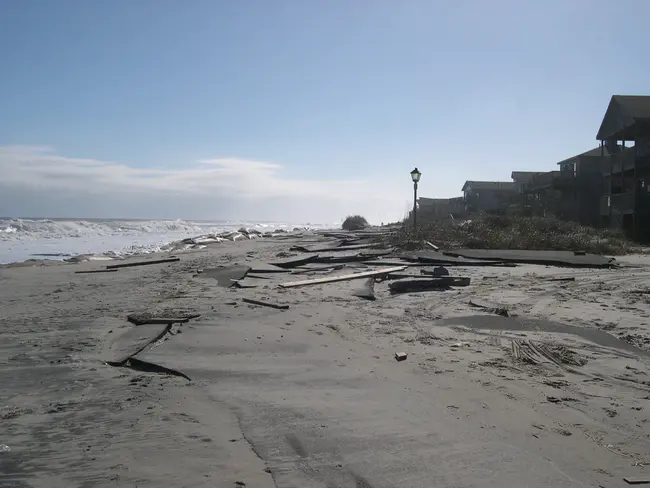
1,235,650,487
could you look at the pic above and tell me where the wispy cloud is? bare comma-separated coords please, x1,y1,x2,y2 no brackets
0,146,407,222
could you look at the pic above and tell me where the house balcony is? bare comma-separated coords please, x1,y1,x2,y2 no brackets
600,192,634,216
523,171,559,192
602,147,637,176
522,171,578,194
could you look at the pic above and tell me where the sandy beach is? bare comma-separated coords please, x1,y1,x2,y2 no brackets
2,233,650,487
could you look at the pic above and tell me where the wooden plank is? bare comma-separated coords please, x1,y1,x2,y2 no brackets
242,297,290,310
75,269,118,274
279,266,407,288
106,257,180,269
624,477,650,485
136,317,191,325
291,264,346,275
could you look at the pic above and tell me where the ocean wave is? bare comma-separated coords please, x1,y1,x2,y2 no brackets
0,218,333,264
0,218,208,240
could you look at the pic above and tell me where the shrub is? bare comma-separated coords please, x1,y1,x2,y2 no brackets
342,215,369,231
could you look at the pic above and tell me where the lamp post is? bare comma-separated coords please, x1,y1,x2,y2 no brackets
410,167,421,228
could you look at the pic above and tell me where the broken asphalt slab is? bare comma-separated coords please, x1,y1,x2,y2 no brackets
402,251,510,267
103,323,171,364
435,315,650,358
244,262,290,274
201,265,251,287
351,278,376,301
269,254,320,269
443,249,616,268
389,277,470,294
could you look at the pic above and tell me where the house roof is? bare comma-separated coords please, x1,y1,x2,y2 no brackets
462,180,517,192
596,95,650,141
510,171,545,182
555,145,623,165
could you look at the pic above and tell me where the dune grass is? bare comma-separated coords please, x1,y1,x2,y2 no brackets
389,215,635,255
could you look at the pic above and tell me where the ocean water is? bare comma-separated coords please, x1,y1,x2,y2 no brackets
0,218,332,264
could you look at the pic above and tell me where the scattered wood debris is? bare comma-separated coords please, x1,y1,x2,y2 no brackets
241,298,289,310
624,476,650,485
510,339,587,367
134,317,192,325
279,266,407,289
75,269,119,274
105,257,180,269
425,241,440,251
127,312,200,326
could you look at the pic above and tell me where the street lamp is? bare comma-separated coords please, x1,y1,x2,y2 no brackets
410,167,421,227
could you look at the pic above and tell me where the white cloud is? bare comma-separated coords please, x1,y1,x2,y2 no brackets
0,145,408,223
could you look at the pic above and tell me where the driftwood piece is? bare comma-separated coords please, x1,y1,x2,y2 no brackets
106,257,180,269
134,317,191,325
75,269,118,274
425,241,440,251
279,266,407,289
242,297,290,310
127,313,200,326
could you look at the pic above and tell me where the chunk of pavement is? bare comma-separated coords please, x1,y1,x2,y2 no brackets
104,323,171,364
389,277,470,294
270,254,320,269
430,266,449,276
395,352,408,362
351,277,376,301
444,249,615,268
201,265,251,288
245,261,289,274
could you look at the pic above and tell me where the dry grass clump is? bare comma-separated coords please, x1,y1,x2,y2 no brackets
390,215,634,255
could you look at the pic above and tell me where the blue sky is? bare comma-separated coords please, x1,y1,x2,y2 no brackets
1,0,649,223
